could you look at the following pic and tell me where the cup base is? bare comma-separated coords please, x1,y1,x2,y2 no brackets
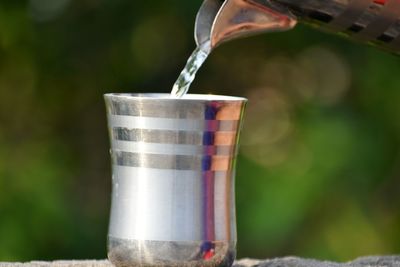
108,236,236,267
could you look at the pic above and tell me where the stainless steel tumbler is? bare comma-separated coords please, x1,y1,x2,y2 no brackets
104,93,247,267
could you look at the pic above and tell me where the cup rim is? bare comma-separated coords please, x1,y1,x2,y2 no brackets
104,93,247,102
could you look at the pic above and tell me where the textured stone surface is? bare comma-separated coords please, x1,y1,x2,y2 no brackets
234,256,400,267
1,256,400,267
0,261,111,267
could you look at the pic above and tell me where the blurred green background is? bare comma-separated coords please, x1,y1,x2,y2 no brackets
1,0,400,263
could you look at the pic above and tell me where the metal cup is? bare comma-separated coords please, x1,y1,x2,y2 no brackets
104,93,247,267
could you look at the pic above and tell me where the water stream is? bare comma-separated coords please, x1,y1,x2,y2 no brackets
171,41,211,98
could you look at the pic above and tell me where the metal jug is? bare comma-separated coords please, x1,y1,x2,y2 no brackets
196,0,400,54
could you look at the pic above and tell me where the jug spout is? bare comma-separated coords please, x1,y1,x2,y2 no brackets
195,0,298,50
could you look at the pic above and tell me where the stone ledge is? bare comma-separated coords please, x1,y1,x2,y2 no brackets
235,256,400,266
0,261,111,267
1,256,399,267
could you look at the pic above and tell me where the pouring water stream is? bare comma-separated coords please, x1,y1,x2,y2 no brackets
171,41,211,98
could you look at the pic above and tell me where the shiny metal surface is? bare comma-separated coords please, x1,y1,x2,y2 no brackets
104,93,247,267
112,128,238,145
108,238,235,267
195,0,297,49
108,115,240,131
276,0,400,52
196,0,400,53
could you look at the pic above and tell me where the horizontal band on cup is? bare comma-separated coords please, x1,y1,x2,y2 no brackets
111,150,235,171
106,100,245,120
112,165,231,180
108,115,240,132
111,140,237,156
112,128,239,146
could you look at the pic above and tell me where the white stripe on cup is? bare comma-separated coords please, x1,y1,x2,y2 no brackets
108,115,239,132
111,140,236,156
